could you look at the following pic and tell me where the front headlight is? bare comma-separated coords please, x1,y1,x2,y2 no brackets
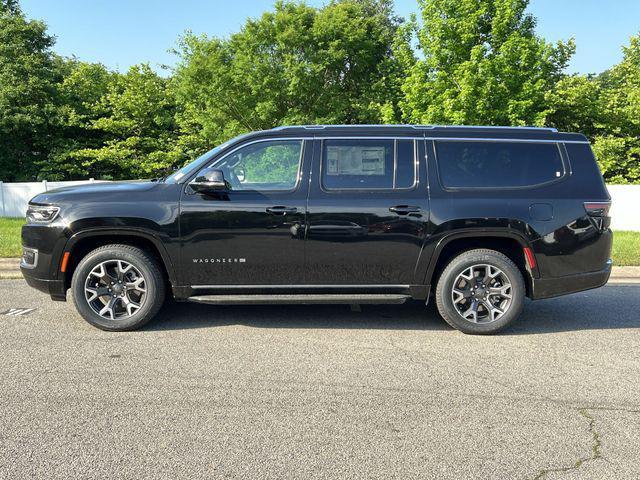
26,205,60,223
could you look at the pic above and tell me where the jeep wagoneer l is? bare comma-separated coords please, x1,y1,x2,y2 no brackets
21,125,612,334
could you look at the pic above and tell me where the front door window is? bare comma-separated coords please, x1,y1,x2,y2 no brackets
214,140,303,191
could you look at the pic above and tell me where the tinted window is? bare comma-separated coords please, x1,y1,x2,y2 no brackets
322,139,415,190
435,141,564,188
213,140,303,191
165,132,253,184
395,140,415,188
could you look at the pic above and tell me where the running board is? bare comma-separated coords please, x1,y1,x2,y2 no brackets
187,294,411,306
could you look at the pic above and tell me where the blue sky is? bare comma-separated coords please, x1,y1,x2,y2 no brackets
20,0,640,75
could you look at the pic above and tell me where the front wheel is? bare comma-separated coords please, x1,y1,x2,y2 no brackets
71,244,166,331
435,249,525,334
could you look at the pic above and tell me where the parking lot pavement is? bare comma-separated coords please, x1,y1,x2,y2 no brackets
0,280,639,480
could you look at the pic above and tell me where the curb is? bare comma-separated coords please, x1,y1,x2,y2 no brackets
607,266,640,284
0,258,22,279
1,258,640,283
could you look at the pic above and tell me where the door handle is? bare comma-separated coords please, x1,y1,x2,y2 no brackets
266,206,298,216
389,205,421,215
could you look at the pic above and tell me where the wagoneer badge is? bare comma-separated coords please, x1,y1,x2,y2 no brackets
193,258,246,264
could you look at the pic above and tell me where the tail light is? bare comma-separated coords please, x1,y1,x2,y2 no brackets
584,201,611,231
583,201,611,217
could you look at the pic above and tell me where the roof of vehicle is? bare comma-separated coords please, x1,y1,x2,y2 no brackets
255,124,589,142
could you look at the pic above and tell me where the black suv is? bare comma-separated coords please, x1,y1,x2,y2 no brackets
21,125,612,334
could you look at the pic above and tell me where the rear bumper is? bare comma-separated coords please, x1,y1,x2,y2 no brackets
21,268,66,301
531,260,612,300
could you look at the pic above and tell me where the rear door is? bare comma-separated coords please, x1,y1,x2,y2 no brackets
304,136,429,286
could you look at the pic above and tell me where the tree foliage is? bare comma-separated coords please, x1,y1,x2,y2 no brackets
400,0,574,126
545,34,640,183
171,0,403,152
63,64,183,180
592,35,640,184
40,61,114,179
0,0,639,183
0,1,61,180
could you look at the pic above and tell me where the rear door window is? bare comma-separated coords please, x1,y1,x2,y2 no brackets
322,139,416,190
435,141,565,188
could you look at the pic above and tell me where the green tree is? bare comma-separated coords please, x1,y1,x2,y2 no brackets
69,64,183,180
545,75,602,137
2,0,639,185
38,61,115,179
172,0,403,154
545,34,640,183
0,1,61,180
592,34,640,184
400,0,574,126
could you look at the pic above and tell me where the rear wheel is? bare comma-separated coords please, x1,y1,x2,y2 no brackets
71,244,166,331
435,249,525,334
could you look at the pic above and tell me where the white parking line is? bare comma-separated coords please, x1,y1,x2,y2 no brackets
1,308,36,316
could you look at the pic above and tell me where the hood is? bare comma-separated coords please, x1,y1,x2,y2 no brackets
31,181,159,205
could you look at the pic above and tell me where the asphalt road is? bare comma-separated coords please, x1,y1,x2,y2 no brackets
0,279,639,480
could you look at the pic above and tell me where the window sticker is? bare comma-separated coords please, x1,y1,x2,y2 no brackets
326,146,385,176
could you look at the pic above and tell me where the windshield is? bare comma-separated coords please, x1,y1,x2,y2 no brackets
163,133,251,184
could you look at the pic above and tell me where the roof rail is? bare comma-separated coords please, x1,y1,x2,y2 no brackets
270,124,558,133
270,124,434,131
430,125,559,133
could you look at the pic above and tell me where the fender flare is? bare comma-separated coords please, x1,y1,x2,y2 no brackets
419,228,536,286
61,227,178,287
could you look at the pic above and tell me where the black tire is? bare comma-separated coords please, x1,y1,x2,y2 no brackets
435,249,525,334
71,244,166,331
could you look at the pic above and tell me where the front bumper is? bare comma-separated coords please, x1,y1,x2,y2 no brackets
21,268,67,301
21,221,69,301
531,260,612,300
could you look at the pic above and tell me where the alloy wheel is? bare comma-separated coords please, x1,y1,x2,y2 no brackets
451,264,513,324
84,260,147,320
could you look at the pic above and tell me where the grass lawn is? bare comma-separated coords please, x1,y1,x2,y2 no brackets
0,218,24,258
1,217,639,265
610,230,640,266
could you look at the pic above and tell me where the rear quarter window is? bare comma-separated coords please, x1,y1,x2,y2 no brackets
435,141,565,189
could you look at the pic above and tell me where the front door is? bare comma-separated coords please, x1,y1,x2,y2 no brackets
305,137,429,286
179,138,311,287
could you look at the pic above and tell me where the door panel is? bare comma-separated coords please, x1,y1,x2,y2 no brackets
179,138,311,287
305,138,430,285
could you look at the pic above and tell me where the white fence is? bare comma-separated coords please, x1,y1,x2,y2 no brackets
0,180,103,218
607,185,639,231
0,180,639,230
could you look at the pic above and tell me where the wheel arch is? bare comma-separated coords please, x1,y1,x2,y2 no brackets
424,230,536,298
61,229,177,293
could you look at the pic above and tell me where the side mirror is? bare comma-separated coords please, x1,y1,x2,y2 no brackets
190,168,229,194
